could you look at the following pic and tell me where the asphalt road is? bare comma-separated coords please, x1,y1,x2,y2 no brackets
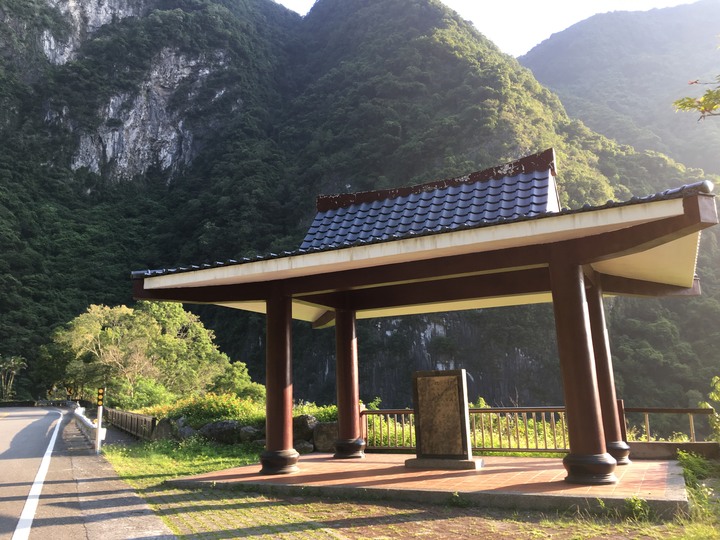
0,407,174,540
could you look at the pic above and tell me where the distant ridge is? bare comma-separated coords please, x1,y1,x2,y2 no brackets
520,0,720,174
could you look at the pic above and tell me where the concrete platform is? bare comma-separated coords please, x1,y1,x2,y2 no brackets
166,452,688,518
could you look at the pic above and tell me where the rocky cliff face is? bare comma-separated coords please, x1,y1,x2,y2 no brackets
42,0,148,64
70,48,229,179
33,0,257,181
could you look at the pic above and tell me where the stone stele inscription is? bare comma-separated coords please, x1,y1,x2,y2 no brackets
416,375,464,456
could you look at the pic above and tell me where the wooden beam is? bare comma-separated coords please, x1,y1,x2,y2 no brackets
599,274,701,297
133,245,549,304
300,267,550,312
133,264,701,315
290,245,549,297
132,278,270,303
312,310,337,330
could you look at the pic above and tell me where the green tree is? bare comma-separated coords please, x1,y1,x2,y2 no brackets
0,355,26,400
137,301,231,395
675,76,720,120
702,375,720,442
53,304,156,397
113,376,177,410
51,302,248,406
210,361,266,401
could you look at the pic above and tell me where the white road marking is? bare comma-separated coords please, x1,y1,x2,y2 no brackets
12,410,64,540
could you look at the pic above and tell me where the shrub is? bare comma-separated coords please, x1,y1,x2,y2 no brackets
677,450,719,488
139,395,339,429
364,397,382,410
293,401,338,422
142,392,265,429
623,496,652,521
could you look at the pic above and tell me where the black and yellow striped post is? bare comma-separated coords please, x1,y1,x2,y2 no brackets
95,388,105,454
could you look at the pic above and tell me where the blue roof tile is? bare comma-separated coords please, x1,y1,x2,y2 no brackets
300,149,560,251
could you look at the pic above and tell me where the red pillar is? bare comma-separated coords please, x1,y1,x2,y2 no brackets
549,260,617,484
334,309,366,458
586,281,631,464
260,294,299,474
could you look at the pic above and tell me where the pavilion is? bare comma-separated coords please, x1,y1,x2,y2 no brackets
131,148,717,485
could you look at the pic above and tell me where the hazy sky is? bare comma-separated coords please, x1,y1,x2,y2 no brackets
274,0,698,56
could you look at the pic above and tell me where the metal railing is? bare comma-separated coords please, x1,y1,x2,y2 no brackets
362,404,716,452
469,407,568,452
621,405,714,443
105,407,157,440
364,409,417,451
362,407,569,453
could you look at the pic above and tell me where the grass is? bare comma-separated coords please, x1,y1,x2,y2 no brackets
103,438,720,539
103,437,262,488
674,451,720,539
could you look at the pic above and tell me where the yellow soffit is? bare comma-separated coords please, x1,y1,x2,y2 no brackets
591,232,701,288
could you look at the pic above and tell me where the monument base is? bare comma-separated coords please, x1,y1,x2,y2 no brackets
405,457,484,470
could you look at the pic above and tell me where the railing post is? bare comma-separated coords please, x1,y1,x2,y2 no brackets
616,399,627,442
644,413,651,442
689,413,696,442
480,413,486,448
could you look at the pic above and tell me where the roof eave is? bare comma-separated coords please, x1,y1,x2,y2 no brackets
136,196,694,291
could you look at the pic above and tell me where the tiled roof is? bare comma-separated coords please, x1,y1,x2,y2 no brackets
130,150,714,280
301,149,560,251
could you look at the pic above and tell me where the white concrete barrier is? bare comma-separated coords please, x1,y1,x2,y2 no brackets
74,407,106,450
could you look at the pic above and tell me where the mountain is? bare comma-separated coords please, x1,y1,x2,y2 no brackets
519,0,720,174
1,0,717,418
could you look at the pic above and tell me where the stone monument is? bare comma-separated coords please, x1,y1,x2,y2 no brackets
405,369,483,470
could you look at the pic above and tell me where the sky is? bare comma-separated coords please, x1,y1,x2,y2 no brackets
274,0,699,57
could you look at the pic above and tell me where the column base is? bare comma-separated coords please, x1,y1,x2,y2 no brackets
563,452,618,484
260,448,300,475
333,437,366,459
606,440,631,465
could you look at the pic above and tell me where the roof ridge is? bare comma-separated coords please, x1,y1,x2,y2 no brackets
315,148,557,212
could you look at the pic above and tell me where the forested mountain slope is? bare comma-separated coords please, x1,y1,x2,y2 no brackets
0,0,717,416
520,0,720,174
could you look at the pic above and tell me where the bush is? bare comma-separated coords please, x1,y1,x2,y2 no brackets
677,450,720,488
141,392,266,429
623,496,652,521
293,401,338,422
138,395,340,430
